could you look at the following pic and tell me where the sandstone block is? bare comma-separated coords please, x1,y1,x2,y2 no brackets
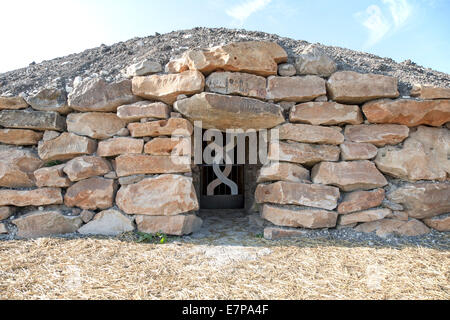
67,112,127,139
116,174,199,215
26,88,70,114
168,41,287,76
125,60,162,77
294,45,337,77
312,161,388,191
34,164,71,188
12,210,82,238
78,209,135,236
117,101,170,121
0,146,43,188
268,141,340,166
355,218,430,237
136,214,202,236
38,133,97,161
344,124,409,147
255,181,340,210
64,177,115,210
97,137,144,157
68,78,140,112
0,110,66,131
278,123,344,145
63,156,111,182
327,71,399,103
0,96,28,110
0,188,63,207
174,92,285,131
128,118,193,137
0,129,43,146
266,76,326,102
132,70,205,105
410,84,450,100
115,154,191,177
262,204,338,229
423,214,450,232
340,208,391,226
290,102,363,125
144,137,191,156
338,189,385,214
340,142,378,161
362,99,450,127
205,71,267,100
257,162,310,183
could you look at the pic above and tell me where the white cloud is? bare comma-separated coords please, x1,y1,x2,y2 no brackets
226,0,272,25
356,0,413,47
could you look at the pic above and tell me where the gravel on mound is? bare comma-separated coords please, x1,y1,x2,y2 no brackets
0,27,449,97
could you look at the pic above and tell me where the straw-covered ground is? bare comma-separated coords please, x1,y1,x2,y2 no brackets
1,237,449,300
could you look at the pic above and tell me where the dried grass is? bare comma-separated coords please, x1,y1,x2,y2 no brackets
0,236,449,300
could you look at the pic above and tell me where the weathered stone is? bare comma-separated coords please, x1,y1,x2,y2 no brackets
268,141,340,166
344,124,409,147
0,96,28,110
340,208,391,226
278,63,296,76
144,137,191,156
266,76,326,102
174,92,285,131
117,101,169,121
278,123,344,145
290,102,363,125
257,162,310,183
12,210,82,238
362,99,450,127
205,71,266,100
80,210,95,223
387,211,409,221
294,45,337,77
312,161,388,191
43,130,60,141
67,112,127,139
63,156,111,182
97,137,144,157
118,174,147,185
340,142,378,161
0,223,7,234
0,146,42,188
423,213,450,232
327,71,399,104
0,129,43,146
0,207,15,220
168,41,287,76
262,204,338,229
78,209,134,236
128,118,193,137
355,218,430,237
132,70,205,105
64,177,115,210
0,110,66,131
263,227,308,240
375,126,449,181
136,214,202,236
255,181,340,210
116,175,199,215
338,189,385,214
115,154,191,177
26,88,70,114
125,60,162,77
410,84,450,100
387,183,450,219
34,164,71,188
0,188,63,207
38,133,97,161
68,78,140,112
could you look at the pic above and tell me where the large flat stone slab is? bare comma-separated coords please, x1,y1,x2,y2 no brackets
344,124,409,147
115,154,191,177
117,101,170,121
136,214,202,236
132,70,205,105
205,71,267,100
268,141,340,166
278,123,344,145
262,204,338,229
0,110,66,131
167,41,287,76
410,84,450,100
67,112,127,139
0,188,63,207
0,129,43,146
266,76,326,102
362,99,450,127
97,137,144,157
38,133,97,161
26,88,70,114
0,96,28,110
327,71,399,104
312,161,388,191
340,208,391,226
116,174,199,216
174,92,285,131
255,181,340,210
338,189,385,214
290,101,363,125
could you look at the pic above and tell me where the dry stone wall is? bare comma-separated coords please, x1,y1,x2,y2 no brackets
0,41,449,239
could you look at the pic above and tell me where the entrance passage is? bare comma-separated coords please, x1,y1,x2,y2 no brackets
200,164,245,209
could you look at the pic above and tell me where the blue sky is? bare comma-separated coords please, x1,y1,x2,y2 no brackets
1,0,449,73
